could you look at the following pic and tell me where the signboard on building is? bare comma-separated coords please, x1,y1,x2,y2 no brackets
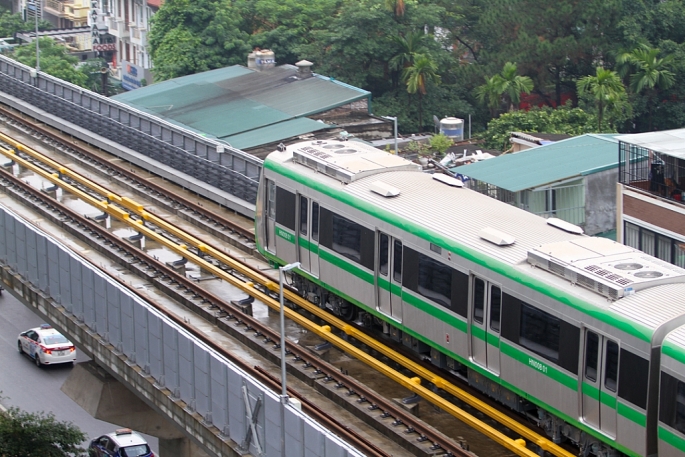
121,60,144,90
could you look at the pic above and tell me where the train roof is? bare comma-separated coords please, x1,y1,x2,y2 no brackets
265,141,685,340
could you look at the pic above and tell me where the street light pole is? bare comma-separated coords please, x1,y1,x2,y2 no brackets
279,261,300,404
382,116,398,154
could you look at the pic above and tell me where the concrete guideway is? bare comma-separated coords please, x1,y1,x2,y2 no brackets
0,129,572,457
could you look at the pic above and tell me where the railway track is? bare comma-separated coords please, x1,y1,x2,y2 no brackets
0,113,576,457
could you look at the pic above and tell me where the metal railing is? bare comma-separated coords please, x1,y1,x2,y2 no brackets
619,140,685,204
467,179,586,227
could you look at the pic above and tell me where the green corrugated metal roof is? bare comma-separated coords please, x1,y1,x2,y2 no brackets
225,118,332,150
112,65,369,147
452,134,619,192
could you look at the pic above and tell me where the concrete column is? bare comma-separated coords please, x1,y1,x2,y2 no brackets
61,362,209,457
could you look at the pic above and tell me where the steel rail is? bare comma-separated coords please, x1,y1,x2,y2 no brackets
0,110,255,242
0,133,572,457
0,158,466,457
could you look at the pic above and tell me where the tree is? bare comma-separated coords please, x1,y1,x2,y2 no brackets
576,67,626,131
0,8,52,37
478,104,598,151
12,38,87,87
499,62,533,111
475,74,505,117
388,32,429,71
149,0,251,81
403,54,440,131
0,405,86,457
618,45,675,129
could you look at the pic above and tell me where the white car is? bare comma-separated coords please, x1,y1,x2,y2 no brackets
18,324,76,367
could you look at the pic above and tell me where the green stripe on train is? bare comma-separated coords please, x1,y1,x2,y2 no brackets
261,243,647,454
659,426,685,451
264,160,653,342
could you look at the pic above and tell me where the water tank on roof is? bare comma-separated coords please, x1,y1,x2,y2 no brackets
255,50,275,70
439,117,464,141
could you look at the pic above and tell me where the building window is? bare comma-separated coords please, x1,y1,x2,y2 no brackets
624,221,685,267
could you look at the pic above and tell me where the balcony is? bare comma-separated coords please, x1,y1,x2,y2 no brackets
106,16,129,38
619,142,685,204
44,0,67,17
129,26,147,46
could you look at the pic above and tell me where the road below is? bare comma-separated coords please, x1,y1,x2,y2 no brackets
0,290,159,454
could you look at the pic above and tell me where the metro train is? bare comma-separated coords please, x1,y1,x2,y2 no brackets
255,139,685,457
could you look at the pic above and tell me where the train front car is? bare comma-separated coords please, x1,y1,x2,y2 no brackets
256,139,685,457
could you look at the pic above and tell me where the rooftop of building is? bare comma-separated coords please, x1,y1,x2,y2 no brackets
112,64,371,150
451,133,620,192
616,128,685,159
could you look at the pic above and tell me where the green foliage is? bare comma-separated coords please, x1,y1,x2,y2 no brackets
0,8,52,37
11,38,87,87
0,405,86,457
475,62,533,115
576,67,626,130
478,104,599,151
138,0,685,134
149,0,251,81
429,134,453,155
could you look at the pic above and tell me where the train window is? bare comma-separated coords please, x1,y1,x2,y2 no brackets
676,383,685,433
267,180,276,220
451,270,469,318
620,349,648,409
312,202,319,242
473,278,485,324
275,187,296,230
393,240,402,283
299,196,308,236
490,286,501,333
379,233,389,276
584,331,599,382
331,213,362,263
604,340,619,392
417,253,451,308
660,372,685,433
519,304,560,364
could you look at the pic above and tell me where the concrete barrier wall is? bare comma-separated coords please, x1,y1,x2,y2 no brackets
0,203,361,457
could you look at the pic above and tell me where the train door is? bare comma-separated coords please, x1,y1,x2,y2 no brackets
470,276,502,375
297,196,320,276
582,330,619,437
265,180,276,253
376,232,402,322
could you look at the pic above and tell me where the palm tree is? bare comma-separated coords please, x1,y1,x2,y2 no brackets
403,54,440,131
577,67,626,131
475,75,505,117
499,62,534,111
617,46,675,129
384,0,405,17
389,32,429,72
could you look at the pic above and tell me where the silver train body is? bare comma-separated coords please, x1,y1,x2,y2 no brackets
255,140,685,457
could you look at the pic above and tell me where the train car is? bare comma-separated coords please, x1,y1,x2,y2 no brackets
255,140,685,457
659,326,685,455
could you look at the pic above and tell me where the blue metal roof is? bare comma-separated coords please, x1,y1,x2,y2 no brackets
452,134,619,192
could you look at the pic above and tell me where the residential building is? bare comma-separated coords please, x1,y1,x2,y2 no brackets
453,134,620,236
616,129,685,267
